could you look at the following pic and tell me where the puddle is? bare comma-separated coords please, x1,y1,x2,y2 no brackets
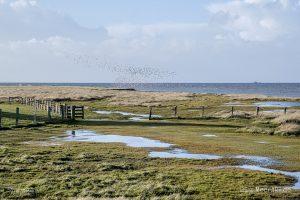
256,141,270,144
254,101,300,108
149,148,222,160
202,134,218,137
232,155,280,166
56,130,279,166
53,130,300,189
237,165,300,189
95,110,161,121
59,130,172,148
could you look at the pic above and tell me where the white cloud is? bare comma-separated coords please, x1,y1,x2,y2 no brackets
207,0,299,42
10,0,37,11
0,0,300,82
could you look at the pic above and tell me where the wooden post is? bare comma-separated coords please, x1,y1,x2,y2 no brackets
60,105,65,120
40,101,43,110
231,106,234,117
202,106,205,117
16,107,19,126
46,101,49,112
48,107,52,121
33,100,37,124
82,106,85,119
55,103,59,114
284,107,287,115
0,109,2,128
71,106,76,120
149,107,153,120
256,107,260,116
174,106,178,117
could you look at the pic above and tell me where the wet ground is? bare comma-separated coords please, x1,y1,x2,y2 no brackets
253,101,300,108
52,129,300,189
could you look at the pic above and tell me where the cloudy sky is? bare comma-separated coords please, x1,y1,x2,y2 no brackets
0,0,299,83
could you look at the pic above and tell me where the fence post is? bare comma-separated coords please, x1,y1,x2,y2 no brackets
55,103,59,114
231,106,234,117
16,107,19,126
149,107,153,120
256,107,260,116
82,106,85,119
71,106,76,121
48,107,52,121
33,100,37,124
202,106,205,117
173,106,178,117
60,105,65,120
0,109,2,128
284,107,287,115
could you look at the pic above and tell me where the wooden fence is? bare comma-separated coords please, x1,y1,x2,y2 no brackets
147,105,290,120
1,97,85,128
60,105,84,120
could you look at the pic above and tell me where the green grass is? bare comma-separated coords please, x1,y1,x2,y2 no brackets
0,95,299,199
0,126,299,199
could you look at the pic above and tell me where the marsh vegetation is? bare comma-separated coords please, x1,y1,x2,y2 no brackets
0,86,299,199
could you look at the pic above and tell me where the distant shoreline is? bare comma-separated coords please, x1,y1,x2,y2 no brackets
0,83,299,98
0,85,299,101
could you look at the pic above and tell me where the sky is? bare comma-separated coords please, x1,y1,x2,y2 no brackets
0,0,300,83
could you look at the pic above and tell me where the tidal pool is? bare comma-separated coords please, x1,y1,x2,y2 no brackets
232,155,280,166
202,134,218,137
237,165,300,190
95,110,161,121
61,130,172,148
54,130,300,189
149,148,222,160
253,101,300,108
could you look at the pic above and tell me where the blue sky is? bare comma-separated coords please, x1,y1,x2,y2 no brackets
0,0,300,83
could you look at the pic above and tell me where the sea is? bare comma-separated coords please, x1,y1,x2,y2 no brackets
0,83,299,98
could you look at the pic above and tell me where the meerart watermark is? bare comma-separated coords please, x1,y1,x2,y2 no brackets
242,186,292,193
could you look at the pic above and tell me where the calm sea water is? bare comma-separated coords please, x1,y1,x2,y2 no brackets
1,83,299,97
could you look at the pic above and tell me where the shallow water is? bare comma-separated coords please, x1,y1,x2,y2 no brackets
95,110,161,121
232,155,280,166
254,101,300,108
55,130,300,189
202,134,218,137
61,130,172,148
57,130,279,166
149,148,222,160
237,165,300,189
256,141,270,144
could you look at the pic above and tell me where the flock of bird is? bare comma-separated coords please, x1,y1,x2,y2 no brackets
60,49,175,84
